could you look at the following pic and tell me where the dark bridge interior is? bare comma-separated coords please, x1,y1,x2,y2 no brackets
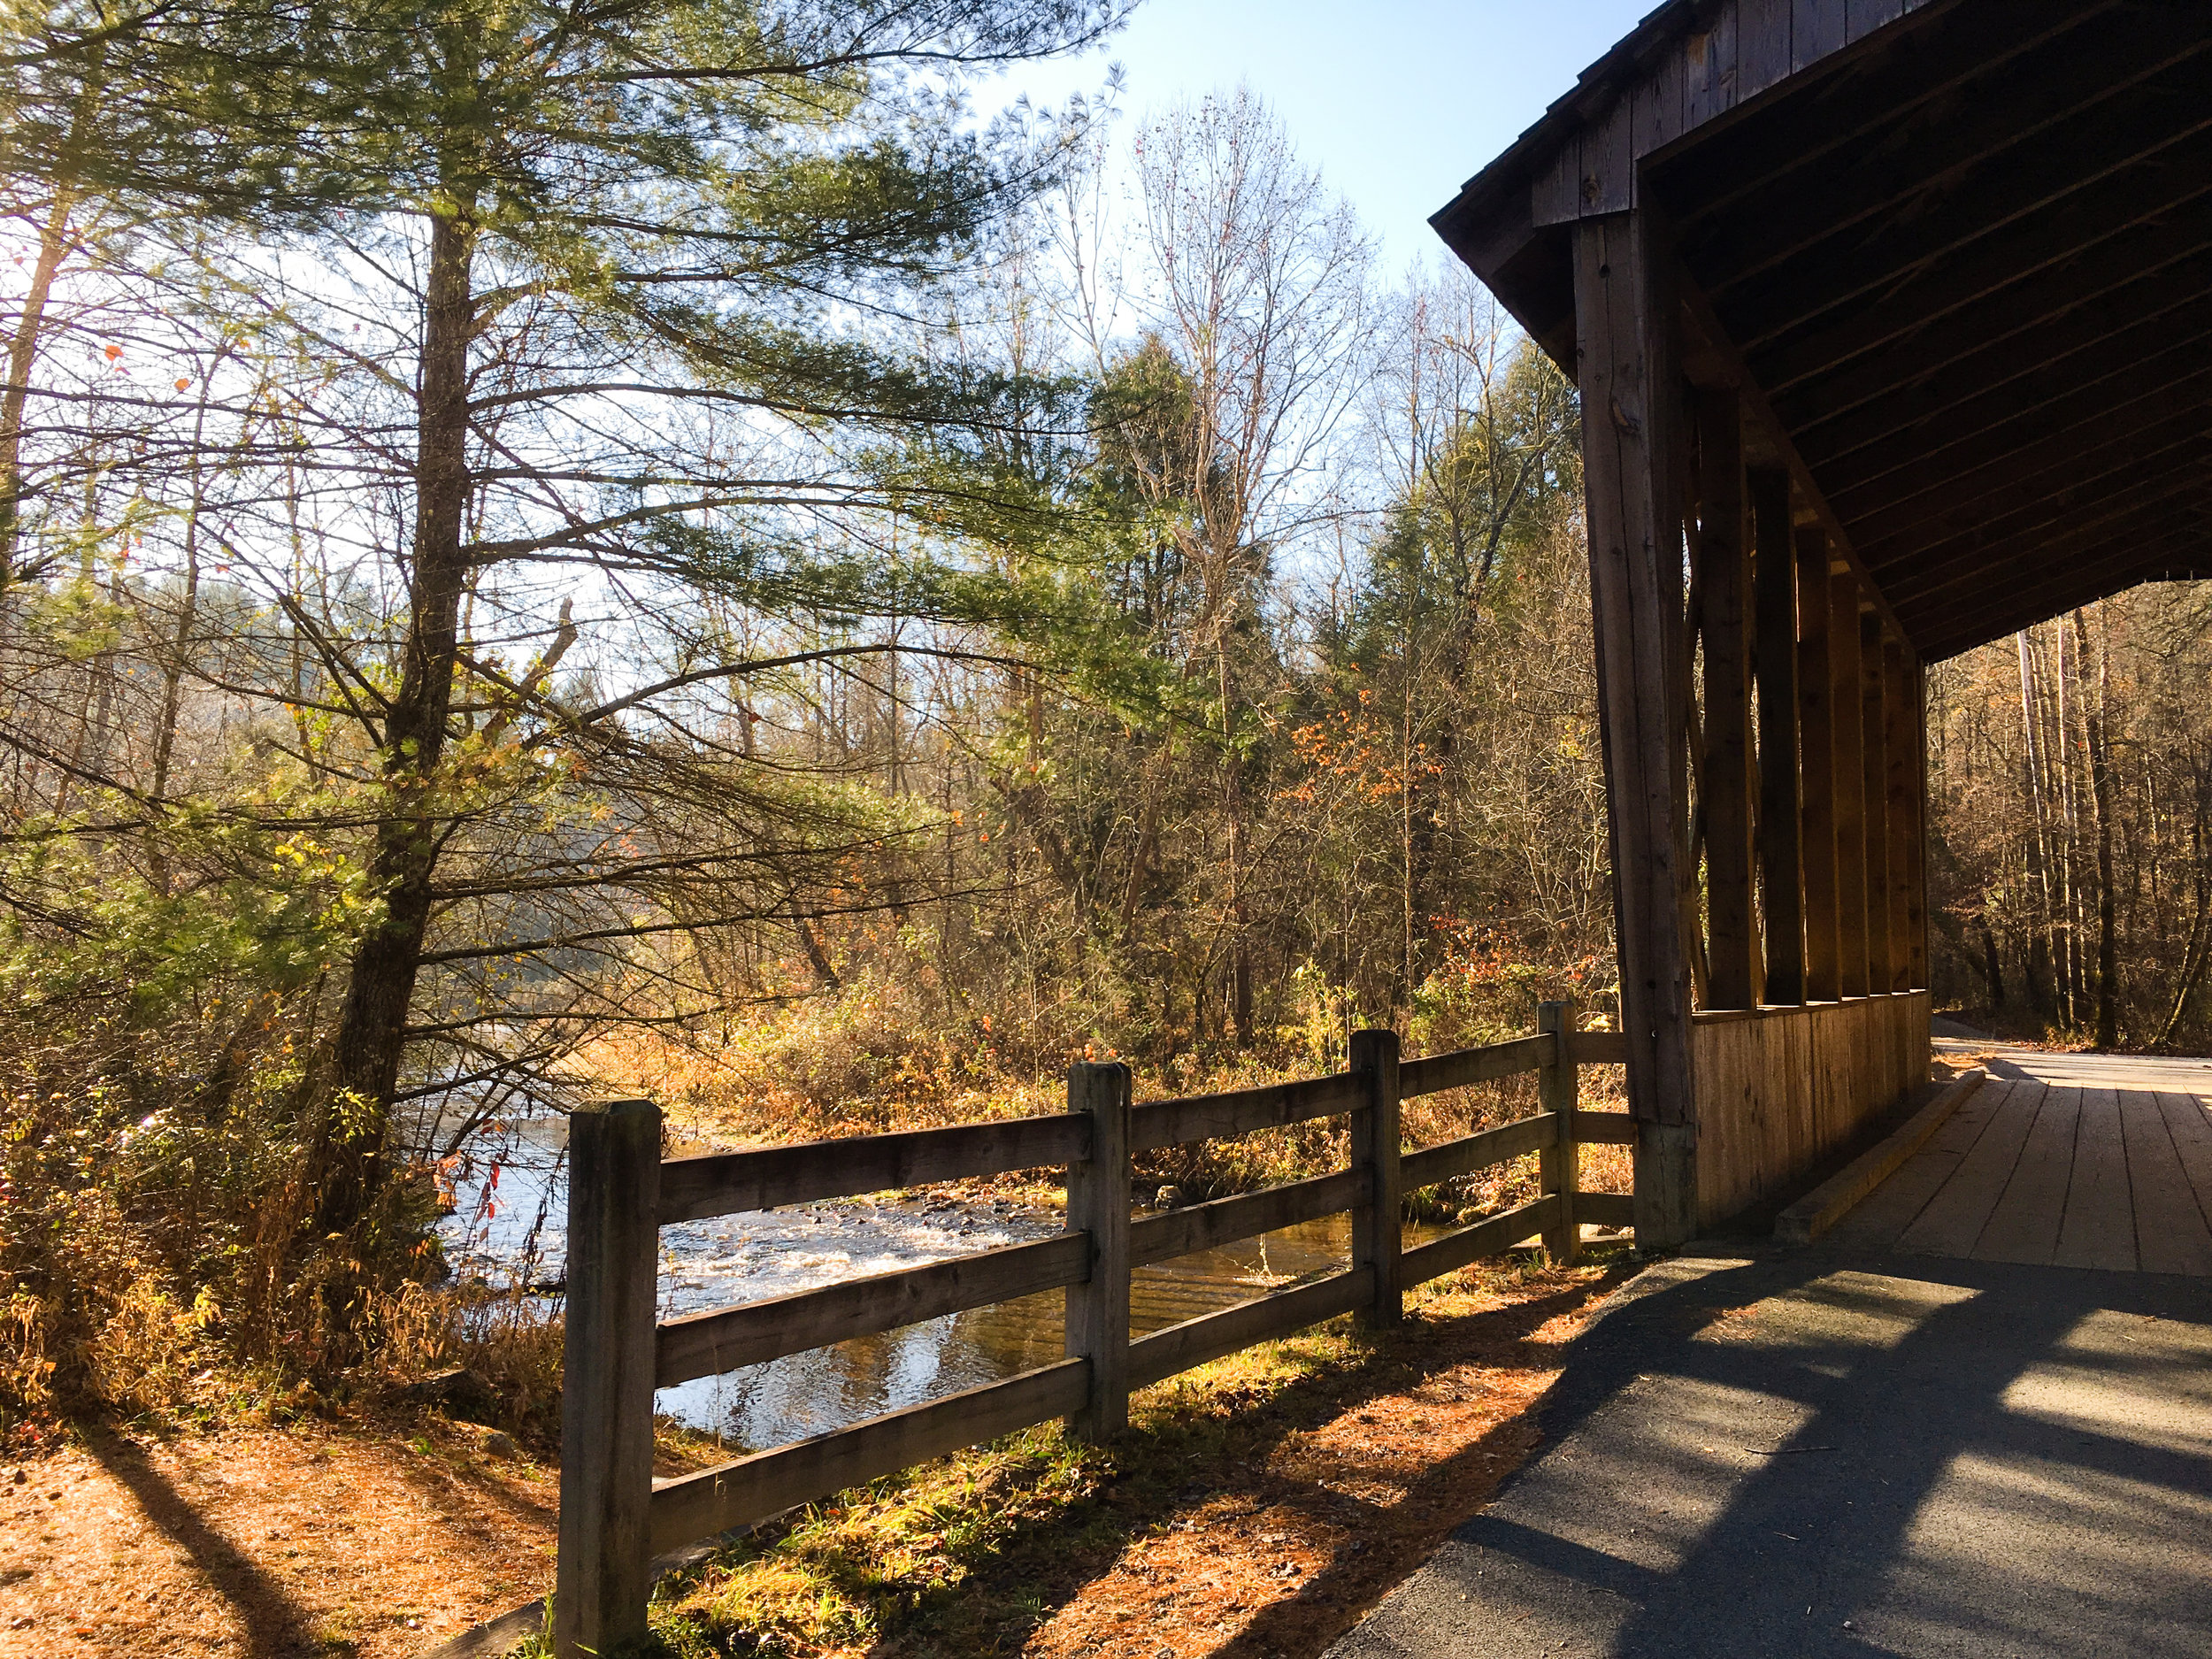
1435,0,2212,661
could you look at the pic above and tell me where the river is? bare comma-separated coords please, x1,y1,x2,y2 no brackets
437,1115,1438,1454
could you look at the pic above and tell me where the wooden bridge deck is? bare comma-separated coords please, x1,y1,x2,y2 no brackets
1827,1051,2212,1275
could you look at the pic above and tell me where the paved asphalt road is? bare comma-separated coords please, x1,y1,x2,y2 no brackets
1323,1241,2212,1658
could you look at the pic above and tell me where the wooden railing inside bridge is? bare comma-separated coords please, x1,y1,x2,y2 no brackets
551,1003,1634,1656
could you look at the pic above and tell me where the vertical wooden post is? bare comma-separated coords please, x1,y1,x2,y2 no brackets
1752,468,1803,1005
1572,211,1698,1249
1796,527,1840,1002
1537,1002,1579,1267
1697,390,1757,1010
1909,657,1932,990
1350,1027,1402,1328
1064,1061,1131,1440
555,1098,663,1659
1831,575,1869,999
1861,613,1893,995
1885,638,1919,992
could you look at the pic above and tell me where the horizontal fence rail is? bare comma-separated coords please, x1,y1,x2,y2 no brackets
654,1232,1090,1387
660,1112,1091,1224
555,1005,1640,1658
1130,1070,1364,1152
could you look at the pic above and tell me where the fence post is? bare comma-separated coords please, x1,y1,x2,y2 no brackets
1538,1002,1580,1267
1349,1028,1402,1329
555,1098,664,1659
1064,1061,1131,1440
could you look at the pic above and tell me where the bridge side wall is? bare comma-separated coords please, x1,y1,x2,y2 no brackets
1692,991,1932,1227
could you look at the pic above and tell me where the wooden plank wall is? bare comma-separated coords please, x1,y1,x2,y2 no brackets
1693,990,1931,1225
1530,0,1940,227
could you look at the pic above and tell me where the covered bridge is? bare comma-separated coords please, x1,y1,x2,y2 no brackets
1432,0,2212,1245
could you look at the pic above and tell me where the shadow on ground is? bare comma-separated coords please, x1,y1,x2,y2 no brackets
1325,1243,2212,1658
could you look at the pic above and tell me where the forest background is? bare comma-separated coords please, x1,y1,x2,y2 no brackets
1,0,2207,1427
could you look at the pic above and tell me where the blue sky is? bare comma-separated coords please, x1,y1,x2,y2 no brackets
987,0,1657,270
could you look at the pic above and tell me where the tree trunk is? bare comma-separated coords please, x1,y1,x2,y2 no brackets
2016,633,2055,1017
2073,610,2119,1048
2154,764,2211,1050
320,204,478,1233
0,191,80,593
1980,922,2006,1010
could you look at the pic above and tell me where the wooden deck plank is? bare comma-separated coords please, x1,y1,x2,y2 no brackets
2119,1090,2212,1277
1972,1084,2081,1265
2153,1091,2212,1226
2052,1088,2137,1272
1824,1079,2008,1250
1897,1080,2040,1257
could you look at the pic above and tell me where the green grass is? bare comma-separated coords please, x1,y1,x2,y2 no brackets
510,1248,1629,1659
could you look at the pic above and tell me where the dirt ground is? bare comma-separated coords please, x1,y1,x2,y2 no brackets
1019,1284,1601,1659
0,1417,557,1659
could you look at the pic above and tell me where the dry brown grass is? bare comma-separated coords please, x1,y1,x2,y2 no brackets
584,1026,1634,1219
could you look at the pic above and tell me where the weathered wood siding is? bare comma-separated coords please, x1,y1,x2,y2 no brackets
1691,990,1931,1225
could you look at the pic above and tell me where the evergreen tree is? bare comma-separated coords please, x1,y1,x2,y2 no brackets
9,0,1128,1230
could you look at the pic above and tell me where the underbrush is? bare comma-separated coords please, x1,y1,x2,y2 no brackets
581,970,1632,1216
0,989,558,1446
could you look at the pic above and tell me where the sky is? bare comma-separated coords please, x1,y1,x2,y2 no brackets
986,0,1658,272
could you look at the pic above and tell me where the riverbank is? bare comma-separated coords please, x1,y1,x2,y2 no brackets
589,1026,1634,1223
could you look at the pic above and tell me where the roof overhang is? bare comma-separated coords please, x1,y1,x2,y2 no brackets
1432,0,2212,660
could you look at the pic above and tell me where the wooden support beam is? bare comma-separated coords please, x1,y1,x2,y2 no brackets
1899,503,2211,639
1867,429,2211,596
1908,657,1932,988
1723,119,2212,356
1797,526,1841,1002
1886,638,1920,992
1799,287,2212,490
1861,611,1893,995
1832,574,1870,998
1753,468,1804,1005
1759,188,2212,407
1571,212,1698,1248
1821,327,2212,515
1698,389,1758,1010
1671,266,1910,644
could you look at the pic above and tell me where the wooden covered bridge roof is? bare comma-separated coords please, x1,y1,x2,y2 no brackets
1432,0,2212,660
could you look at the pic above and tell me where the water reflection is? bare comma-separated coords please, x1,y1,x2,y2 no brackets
436,1116,1440,1455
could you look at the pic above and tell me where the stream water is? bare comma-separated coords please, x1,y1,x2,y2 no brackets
437,1116,1440,1455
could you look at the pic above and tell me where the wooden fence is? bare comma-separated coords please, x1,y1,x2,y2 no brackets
551,1006,1634,1656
